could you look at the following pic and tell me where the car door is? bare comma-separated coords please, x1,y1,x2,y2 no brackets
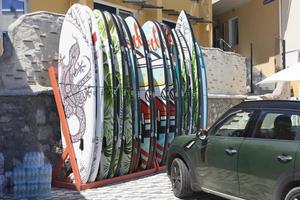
238,110,300,200
201,109,255,196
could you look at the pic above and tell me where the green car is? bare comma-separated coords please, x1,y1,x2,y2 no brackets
167,100,300,200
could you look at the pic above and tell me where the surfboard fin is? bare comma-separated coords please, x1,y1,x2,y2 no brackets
80,138,84,151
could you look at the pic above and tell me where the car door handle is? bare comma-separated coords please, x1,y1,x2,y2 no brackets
277,155,293,163
225,148,238,156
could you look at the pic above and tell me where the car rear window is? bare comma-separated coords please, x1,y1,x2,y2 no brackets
255,111,300,141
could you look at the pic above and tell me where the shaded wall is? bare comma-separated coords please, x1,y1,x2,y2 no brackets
0,92,61,171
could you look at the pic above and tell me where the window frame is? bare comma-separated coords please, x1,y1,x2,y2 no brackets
228,16,239,47
208,109,255,138
93,0,137,18
251,109,300,141
1,0,27,13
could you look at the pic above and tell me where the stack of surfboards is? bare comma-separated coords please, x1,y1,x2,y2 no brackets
58,4,208,183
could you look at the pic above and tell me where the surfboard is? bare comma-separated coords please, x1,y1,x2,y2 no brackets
176,11,202,132
160,23,182,138
103,11,124,178
173,29,193,135
154,22,175,165
80,5,104,183
142,21,168,165
171,29,189,135
125,16,156,169
94,9,115,180
117,16,141,173
196,42,208,129
58,4,97,184
111,14,133,176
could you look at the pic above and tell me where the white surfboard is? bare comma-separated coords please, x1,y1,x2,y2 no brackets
58,4,97,184
80,5,104,183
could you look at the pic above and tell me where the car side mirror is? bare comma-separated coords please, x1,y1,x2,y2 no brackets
196,129,208,140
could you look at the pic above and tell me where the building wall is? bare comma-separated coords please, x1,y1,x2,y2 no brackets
162,0,213,47
281,0,300,96
214,0,279,82
26,0,212,47
282,0,300,63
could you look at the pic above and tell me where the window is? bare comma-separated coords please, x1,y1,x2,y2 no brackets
118,9,132,19
214,110,253,137
1,0,26,31
93,2,134,19
2,0,25,12
213,23,225,49
94,3,116,14
255,111,300,140
229,17,239,47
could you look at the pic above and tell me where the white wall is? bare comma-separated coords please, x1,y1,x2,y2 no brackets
282,0,300,66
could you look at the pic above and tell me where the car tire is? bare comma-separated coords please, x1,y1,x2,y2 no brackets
284,187,300,200
170,158,192,199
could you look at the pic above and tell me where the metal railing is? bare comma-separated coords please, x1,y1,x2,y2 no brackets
214,38,232,51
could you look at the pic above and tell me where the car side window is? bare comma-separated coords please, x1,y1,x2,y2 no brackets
255,111,300,141
214,110,253,137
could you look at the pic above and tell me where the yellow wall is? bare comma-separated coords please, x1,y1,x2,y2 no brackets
162,0,212,47
214,0,279,77
27,0,212,47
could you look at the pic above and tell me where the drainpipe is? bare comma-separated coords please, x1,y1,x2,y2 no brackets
250,43,253,93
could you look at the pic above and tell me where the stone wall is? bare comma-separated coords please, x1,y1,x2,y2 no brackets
202,47,248,95
207,95,245,127
0,92,61,171
0,12,64,89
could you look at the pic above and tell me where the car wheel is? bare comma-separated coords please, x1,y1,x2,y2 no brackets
285,187,300,200
170,158,192,198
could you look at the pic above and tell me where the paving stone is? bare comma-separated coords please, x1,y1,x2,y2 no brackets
2,173,226,200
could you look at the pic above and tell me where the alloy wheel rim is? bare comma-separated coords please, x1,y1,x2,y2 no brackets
290,193,300,200
171,161,181,191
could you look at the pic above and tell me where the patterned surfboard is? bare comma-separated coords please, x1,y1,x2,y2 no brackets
156,23,177,164
160,23,182,138
196,43,208,129
80,5,104,183
117,16,141,173
142,21,168,165
176,11,203,132
172,29,189,135
94,10,115,180
125,16,156,169
174,29,193,135
111,14,133,176
58,4,96,183
103,11,124,178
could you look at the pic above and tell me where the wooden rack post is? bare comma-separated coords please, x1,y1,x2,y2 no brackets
48,67,165,191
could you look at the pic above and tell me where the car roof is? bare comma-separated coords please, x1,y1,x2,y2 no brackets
232,100,300,111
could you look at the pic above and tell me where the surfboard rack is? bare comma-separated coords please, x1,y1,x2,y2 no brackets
48,67,165,191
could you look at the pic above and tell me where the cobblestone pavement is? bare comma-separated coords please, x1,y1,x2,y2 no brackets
4,173,225,200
